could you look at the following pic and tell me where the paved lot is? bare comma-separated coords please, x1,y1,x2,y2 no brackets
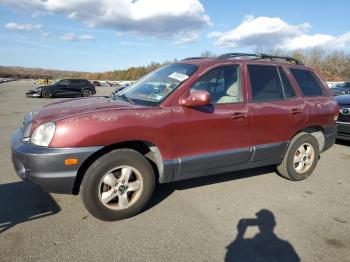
0,80,350,261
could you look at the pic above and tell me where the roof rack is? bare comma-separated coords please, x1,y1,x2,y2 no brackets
216,53,304,65
182,57,210,61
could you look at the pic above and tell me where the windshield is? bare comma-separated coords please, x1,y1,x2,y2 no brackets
116,63,198,106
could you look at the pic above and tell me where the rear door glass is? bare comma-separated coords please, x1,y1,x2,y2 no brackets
248,65,284,102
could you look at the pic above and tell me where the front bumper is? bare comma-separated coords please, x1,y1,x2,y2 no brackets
11,128,102,194
336,121,350,141
26,90,41,97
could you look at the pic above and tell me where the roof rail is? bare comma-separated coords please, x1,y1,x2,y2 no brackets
182,57,210,61
216,53,258,59
217,53,304,65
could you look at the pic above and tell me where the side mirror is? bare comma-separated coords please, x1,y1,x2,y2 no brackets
179,90,211,107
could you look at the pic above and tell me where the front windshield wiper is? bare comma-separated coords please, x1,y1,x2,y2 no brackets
115,93,135,105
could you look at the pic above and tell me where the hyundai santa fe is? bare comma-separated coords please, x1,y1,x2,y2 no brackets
11,53,339,221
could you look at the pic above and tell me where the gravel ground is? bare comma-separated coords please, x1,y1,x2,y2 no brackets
0,80,350,262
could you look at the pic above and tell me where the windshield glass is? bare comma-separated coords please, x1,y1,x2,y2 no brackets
116,63,198,105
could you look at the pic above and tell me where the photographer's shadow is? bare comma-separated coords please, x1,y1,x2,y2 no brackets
225,209,300,262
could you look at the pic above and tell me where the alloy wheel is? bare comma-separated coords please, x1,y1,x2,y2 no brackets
293,143,315,174
98,165,144,210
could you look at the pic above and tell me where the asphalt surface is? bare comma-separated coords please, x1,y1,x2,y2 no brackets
0,80,350,262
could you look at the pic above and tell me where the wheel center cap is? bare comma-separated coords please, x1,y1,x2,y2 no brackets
118,185,126,192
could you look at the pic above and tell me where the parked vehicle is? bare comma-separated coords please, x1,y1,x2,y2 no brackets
335,95,350,140
92,80,101,86
11,53,338,221
26,79,96,98
331,82,350,96
331,87,347,96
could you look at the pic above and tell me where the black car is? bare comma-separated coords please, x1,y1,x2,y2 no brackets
336,95,350,141
26,79,96,98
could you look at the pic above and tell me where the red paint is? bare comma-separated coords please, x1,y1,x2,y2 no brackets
31,59,338,161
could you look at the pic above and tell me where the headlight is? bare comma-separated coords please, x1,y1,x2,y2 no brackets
31,122,56,147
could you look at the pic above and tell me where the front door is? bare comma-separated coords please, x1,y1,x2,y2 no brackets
172,65,251,178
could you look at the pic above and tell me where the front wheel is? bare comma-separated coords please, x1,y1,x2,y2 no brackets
81,149,155,221
277,132,320,181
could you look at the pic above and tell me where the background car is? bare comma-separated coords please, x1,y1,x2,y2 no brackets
335,94,350,140
26,79,96,98
331,82,350,96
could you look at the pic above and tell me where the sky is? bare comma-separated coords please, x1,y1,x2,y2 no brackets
0,0,349,72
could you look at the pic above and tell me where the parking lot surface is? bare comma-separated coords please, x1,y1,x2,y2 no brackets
0,80,350,261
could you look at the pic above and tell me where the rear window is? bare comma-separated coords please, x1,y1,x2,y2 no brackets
248,65,284,102
290,68,324,96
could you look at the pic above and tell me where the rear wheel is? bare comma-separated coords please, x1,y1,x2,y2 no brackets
82,88,93,97
81,149,155,221
277,132,320,181
41,89,53,98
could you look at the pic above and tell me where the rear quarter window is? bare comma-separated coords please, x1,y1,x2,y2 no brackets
290,68,324,96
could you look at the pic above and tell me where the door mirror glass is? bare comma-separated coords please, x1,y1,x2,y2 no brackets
179,90,211,107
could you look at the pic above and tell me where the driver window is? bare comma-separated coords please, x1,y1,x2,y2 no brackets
191,66,241,104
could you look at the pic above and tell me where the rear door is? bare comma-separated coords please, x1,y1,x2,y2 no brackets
247,64,307,162
70,79,84,96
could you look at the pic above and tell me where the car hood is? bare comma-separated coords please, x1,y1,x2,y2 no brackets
335,95,350,105
33,96,139,123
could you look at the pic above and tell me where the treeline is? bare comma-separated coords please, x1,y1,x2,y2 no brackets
81,62,164,80
292,49,350,81
0,66,87,80
1,49,349,81
252,48,350,81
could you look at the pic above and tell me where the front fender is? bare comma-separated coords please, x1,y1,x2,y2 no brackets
50,108,173,160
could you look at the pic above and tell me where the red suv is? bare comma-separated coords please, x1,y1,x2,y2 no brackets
11,53,339,221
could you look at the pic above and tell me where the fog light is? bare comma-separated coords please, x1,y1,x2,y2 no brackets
65,158,78,165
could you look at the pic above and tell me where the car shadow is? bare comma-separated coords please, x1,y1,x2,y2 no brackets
147,166,276,211
225,209,300,262
336,139,350,146
0,181,60,234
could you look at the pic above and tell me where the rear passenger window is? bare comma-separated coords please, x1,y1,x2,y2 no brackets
71,79,82,84
290,68,324,96
248,65,284,102
278,67,296,98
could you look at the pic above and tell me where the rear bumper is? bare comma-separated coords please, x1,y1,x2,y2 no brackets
322,125,337,152
11,128,102,194
336,121,350,141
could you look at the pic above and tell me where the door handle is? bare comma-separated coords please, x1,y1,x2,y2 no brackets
291,108,303,115
232,112,247,119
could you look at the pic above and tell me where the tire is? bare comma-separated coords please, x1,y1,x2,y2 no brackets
81,149,155,221
82,88,93,97
41,88,53,98
277,132,320,181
